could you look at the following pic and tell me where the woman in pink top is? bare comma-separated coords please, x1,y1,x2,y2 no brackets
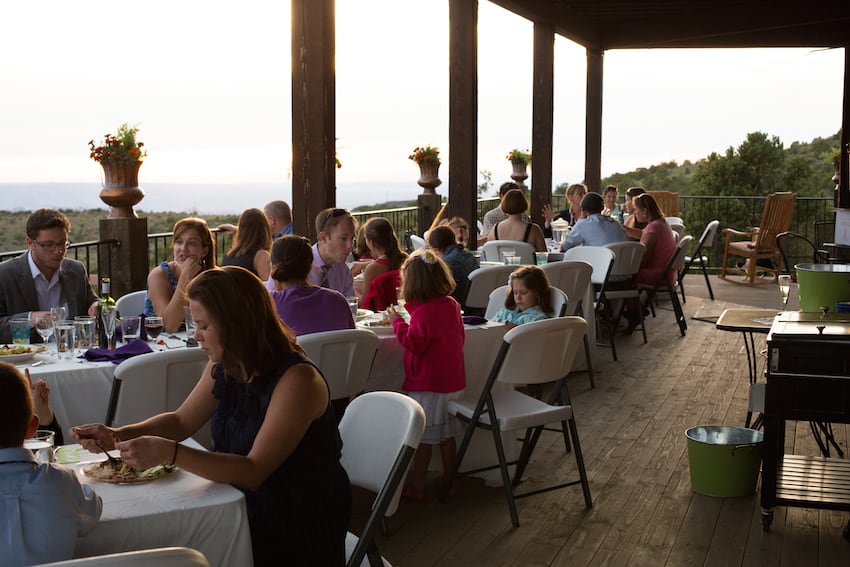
634,194,677,286
386,249,465,501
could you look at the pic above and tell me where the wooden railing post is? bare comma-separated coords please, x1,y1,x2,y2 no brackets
99,218,149,297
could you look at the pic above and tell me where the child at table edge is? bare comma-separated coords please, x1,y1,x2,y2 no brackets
491,265,554,329
0,362,102,567
386,249,465,500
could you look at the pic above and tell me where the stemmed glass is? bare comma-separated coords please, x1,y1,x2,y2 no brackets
778,275,791,309
35,316,55,355
100,306,118,350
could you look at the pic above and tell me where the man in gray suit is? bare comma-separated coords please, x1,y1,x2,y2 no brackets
0,209,99,343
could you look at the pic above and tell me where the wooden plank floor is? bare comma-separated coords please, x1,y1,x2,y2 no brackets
350,275,850,566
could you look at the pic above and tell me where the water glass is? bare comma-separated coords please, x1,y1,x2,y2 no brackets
54,320,76,359
24,430,55,463
500,249,517,264
506,254,521,266
184,305,198,346
535,252,549,265
11,318,31,345
121,315,142,342
74,316,95,352
346,296,359,317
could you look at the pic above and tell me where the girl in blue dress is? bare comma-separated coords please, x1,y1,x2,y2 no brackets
491,266,554,328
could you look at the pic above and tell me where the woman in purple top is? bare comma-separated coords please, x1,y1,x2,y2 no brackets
269,236,355,336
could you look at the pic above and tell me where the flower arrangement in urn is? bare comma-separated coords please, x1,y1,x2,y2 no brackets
89,123,147,218
409,145,441,165
506,148,531,165
89,123,146,164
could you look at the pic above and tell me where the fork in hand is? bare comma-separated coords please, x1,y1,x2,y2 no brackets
94,441,123,467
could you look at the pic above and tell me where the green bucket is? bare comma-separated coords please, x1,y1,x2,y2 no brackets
686,426,763,497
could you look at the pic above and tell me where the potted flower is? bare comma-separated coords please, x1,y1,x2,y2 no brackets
506,148,531,184
89,123,147,218
409,145,442,193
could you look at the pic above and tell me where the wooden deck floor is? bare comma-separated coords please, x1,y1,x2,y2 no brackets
351,275,850,566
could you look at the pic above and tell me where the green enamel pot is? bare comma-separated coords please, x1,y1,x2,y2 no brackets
795,263,850,313
686,426,763,497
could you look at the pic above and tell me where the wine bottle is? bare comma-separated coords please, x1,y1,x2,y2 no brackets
97,277,116,348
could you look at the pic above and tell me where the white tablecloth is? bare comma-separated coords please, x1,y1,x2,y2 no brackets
66,443,253,567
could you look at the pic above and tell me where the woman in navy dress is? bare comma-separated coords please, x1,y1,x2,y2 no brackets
72,266,351,566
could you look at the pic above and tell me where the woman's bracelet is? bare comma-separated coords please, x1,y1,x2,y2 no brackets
169,440,179,466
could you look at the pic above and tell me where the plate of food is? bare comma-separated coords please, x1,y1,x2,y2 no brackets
354,308,374,321
356,314,395,335
0,344,46,364
82,460,177,484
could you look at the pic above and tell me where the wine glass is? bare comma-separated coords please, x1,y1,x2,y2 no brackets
778,275,791,309
100,306,118,350
35,316,55,355
145,316,164,342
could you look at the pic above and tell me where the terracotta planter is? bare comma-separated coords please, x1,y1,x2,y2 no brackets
417,161,442,194
99,161,144,218
510,159,529,185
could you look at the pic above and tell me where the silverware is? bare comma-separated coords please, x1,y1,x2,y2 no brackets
30,360,45,367
94,441,123,467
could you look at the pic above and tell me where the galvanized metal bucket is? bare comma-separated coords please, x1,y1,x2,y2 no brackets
686,426,763,497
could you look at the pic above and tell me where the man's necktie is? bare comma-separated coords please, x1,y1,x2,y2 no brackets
319,265,331,288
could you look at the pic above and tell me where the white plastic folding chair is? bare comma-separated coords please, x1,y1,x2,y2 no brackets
443,317,593,527
462,264,517,316
36,547,209,567
339,392,426,567
541,260,596,387
115,290,147,318
409,234,427,251
681,220,720,301
483,285,568,320
603,241,647,359
105,348,211,447
561,246,615,359
299,328,380,401
481,240,536,265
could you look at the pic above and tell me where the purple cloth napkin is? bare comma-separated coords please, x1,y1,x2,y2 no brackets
462,315,489,325
82,339,153,364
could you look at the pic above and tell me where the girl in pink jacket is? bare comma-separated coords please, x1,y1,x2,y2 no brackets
387,249,465,500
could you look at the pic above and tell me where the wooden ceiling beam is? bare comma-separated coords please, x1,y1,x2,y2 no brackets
489,0,603,49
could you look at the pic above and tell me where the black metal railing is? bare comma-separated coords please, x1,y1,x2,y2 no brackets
0,239,117,281
148,228,233,268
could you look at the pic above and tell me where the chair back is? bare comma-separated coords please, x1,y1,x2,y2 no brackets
339,392,425,567
647,191,680,216
298,328,380,400
776,231,819,275
493,317,587,386
463,264,517,310
752,192,797,251
540,260,592,316
106,348,210,445
481,240,536,265
36,547,209,566
561,246,615,288
361,269,400,311
674,235,694,272
698,219,721,250
484,285,567,320
605,241,645,278
409,234,427,251
115,290,147,318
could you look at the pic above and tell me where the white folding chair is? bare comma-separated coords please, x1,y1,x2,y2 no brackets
462,264,517,316
481,240,536,265
115,290,147,318
484,285,567,320
105,348,211,448
561,246,615,359
36,547,209,566
339,392,426,567
541,260,596,388
299,328,380,401
443,317,592,527
409,234,427,251
639,235,693,337
603,241,647,359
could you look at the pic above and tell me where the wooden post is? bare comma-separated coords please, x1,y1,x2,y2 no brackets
417,193,441,237
531,22,555,227
585,47,604,193
98,217,149,298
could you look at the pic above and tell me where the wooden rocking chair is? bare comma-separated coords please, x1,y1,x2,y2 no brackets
647,191,680,217
719,192,797,285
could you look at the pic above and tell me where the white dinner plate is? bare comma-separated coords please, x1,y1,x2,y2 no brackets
0,346,46,364
355,308,374,321
356,316,395,336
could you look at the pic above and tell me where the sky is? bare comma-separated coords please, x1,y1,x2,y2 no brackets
0,1,845,206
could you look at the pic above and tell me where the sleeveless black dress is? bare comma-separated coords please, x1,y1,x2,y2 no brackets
211,352,351,566
221,249,259,276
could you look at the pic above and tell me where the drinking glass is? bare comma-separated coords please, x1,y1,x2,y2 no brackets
24,430,55,463
121,315,141,343
10,318,31,345
100,306,118,350
500,249,516,264
74,316,95,353
506,254,521,266
50,306,67,322
346,296,359,317
145,316,164,342
184,305,198,347
35,315,55,354
54,320,76,359
778,275,791,308
535,252,549,265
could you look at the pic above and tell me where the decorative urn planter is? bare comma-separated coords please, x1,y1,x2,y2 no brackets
99,161,145,218
510,159,529,185
417,161,442,195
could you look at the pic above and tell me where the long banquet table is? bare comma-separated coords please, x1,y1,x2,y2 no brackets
65,442,253,567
